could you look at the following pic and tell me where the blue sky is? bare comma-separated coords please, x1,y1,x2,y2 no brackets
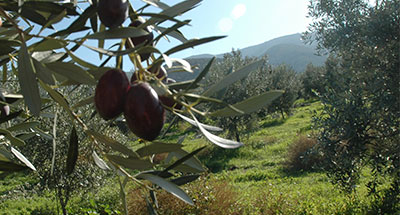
58,0,312,71
144,0,312,58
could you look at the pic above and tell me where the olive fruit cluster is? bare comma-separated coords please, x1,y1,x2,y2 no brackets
97,0,129,28
95,68,181,141
96,2,179,140
97,1,154,61
130,64,182,110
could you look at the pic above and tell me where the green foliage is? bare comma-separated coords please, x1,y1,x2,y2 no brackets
0,196,56,215
306,0,400,212
300,63,325,99
285,135,322,171
1,101,385,214
204,50,277,141
264,64,302,119
127,176,243,215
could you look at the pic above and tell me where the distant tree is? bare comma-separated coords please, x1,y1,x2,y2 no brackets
265,64,301,119
306,0,399,212
204,50,271,141
300,63,325,99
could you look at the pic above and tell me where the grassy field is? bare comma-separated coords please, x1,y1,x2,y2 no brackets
128,100,374,214
1,100,375,214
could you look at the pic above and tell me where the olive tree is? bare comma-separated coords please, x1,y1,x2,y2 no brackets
305,0,399,212
204,50,282,141
264,64,301,119
300,63,325,99
0,0,282,214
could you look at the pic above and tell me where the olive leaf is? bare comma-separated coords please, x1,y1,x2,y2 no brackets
18,42,42,116
66,127,79,175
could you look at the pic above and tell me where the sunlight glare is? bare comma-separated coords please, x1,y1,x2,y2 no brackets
231,3,246,19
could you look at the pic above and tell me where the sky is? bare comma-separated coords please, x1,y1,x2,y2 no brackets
142,0,312,58
57,0,312,71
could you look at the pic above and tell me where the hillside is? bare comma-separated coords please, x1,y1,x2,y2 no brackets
181,33,326,79
265,43,326,72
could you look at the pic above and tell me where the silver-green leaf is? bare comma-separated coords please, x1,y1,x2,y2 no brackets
209,90,284,117
137,173,194,205
18,42,42,116
11,147,36,171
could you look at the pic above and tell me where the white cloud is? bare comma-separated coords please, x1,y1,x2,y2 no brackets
218,17,233,32
231,3,246,19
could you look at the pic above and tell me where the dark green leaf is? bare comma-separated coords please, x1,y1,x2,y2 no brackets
137,173,194,205
18,42,42,116
32,38,68,52
66,127,79,175
8,122,39,132
90,11,98,33
32,58,56,85
72,95,94,109
136,142,183,157
153,22,189,43
46,62,96,85
21,7,51,27
86,27,149,40
165,36,226,56
171,174,200,186
39,81,73,117
146,0,200,26
0,110,23,124
107,155,153,171
183,93,244,115
172,164,204,173
0,160,29,172
145,170,174,178
209,90,284,117
0,40,17,56
168,80,198,91
23,1,78,16
0,128,25,147
16,133,37,141
39,10,67,33
87,130,138,157
52,5,96,36
98,24,106,60
186,57,215,90
65,49,97,70
31,127,53,140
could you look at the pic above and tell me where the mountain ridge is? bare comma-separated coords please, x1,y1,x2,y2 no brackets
185,33,326,72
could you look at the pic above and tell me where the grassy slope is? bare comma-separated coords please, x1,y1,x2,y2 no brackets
0,101,373,214
176,101,371,214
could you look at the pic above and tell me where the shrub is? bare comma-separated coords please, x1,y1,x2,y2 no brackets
285,135,321,171
127,176,243,215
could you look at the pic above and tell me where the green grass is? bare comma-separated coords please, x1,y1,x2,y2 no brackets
174,101,373,214
0,101,375,214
